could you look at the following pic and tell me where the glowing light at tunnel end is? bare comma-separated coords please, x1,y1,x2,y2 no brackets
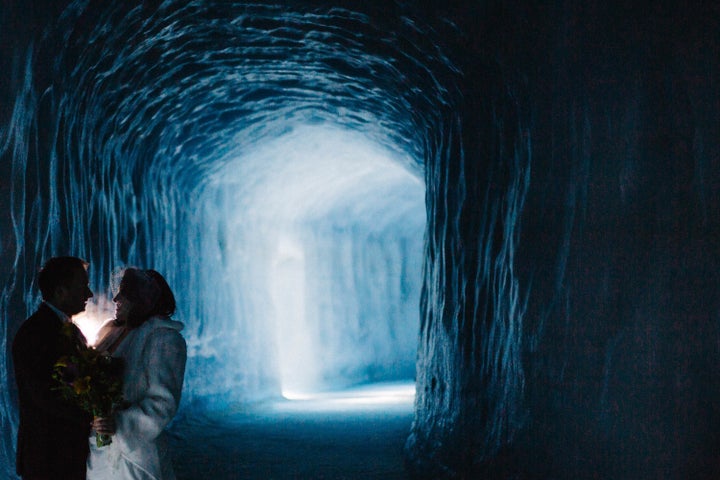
279,381,416,411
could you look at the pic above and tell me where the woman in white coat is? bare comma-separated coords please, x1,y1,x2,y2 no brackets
88,268,187,480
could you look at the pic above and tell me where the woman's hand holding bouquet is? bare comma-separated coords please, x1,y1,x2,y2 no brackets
52,329,124,447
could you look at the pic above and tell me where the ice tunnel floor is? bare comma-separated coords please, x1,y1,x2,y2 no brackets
168,382,415,479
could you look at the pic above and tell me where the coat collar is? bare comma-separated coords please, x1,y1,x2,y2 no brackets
41,301,70,323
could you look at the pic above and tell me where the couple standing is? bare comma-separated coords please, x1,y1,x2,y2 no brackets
12,256,187,480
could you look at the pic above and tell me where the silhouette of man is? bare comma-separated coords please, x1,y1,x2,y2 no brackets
12,256,94,480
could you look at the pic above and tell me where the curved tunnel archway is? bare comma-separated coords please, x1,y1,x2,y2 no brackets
4,0,452,401
2,0,458,476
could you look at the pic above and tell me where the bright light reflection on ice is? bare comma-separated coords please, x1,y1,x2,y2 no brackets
271,236,316,393
278,381,416,411
74,298,115,346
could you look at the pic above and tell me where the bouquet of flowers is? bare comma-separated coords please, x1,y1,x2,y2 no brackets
52,328,124,447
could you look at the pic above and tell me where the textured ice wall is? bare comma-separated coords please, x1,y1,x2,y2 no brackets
513,5,720,478
406,3,720,479
406,53,532,478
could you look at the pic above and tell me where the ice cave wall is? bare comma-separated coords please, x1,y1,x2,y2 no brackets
1,1,719,479
405,3,720,479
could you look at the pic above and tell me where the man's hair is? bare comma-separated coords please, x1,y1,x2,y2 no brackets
37,256,89,300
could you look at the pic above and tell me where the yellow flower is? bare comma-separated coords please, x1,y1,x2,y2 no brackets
54,356,69,368
73,376,92,395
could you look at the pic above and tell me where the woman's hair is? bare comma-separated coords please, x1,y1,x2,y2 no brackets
145,269,176,316
118,268,176,327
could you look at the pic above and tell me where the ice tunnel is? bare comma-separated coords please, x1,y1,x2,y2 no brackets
2,0,720,479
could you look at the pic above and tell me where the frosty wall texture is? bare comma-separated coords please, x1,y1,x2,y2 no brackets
2,1,719,479
404,2,720,479
404,3,719,479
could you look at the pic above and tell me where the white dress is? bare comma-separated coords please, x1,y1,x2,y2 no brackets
87,315,187,480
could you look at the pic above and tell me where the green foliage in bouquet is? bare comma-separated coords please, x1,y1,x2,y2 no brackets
52,324,124,447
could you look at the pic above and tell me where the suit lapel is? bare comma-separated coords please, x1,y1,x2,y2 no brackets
39,303,88,350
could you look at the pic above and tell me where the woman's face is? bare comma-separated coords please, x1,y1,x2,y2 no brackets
113,289,135,324
113,270,158,326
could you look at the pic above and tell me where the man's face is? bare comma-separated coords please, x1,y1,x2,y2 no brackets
56,268,94,316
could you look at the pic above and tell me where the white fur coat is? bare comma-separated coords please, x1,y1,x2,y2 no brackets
87,315,187,480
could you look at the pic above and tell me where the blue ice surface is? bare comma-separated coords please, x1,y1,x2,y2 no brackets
168,381,416,479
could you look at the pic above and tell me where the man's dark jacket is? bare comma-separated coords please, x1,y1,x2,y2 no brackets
12,303,91,479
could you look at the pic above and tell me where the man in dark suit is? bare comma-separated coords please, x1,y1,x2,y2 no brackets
12,256,94,480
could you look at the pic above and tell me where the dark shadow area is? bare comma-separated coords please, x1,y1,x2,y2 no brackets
168,384,414,479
